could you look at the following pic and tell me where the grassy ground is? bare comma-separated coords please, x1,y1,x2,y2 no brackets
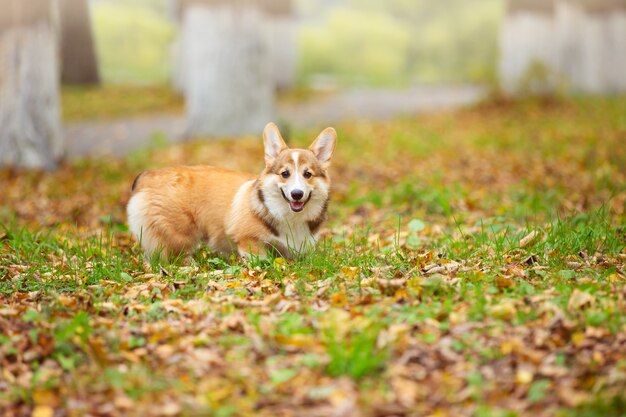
60,85,320,122
61,85,184,122
1,97,626,417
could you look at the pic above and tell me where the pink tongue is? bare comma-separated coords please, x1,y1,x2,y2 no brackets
290,201,305,211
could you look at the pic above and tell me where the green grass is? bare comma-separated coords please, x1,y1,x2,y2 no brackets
62,85,184,122
1,96,626,416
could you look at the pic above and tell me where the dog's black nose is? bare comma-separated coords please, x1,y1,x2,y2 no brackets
291,190,304,201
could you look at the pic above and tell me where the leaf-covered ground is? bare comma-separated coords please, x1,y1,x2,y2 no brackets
1,97,626,417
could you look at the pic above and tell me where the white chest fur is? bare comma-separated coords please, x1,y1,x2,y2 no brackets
271,217,317,257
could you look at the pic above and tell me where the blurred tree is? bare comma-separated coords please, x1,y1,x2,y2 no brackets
0,0,62,169
177,0,279,136
260,0,297,91
500,0,626,94
298,0,502,86
174,0,296,93
59,0,100,85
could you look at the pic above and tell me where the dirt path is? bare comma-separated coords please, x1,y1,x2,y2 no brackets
63,85,484,158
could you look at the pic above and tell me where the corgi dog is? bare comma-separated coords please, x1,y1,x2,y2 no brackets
127,123,336,260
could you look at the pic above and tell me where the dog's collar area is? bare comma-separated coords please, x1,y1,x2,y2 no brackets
280,188,311,213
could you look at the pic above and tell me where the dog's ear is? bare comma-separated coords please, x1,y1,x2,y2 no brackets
263,123,288,166
309,127,336,166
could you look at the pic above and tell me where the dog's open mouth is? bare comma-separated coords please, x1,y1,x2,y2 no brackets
281,189,310,213
289,201,305,212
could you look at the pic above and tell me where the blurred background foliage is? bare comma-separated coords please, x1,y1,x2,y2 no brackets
298,0,503,86
91,0,504,86
91,0,175,84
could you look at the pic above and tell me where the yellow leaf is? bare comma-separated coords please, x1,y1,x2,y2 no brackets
571,332,585,347
488,300,517,321
500,338,522,355
394,288,408,301
448,311,466,325
515,369,533,384
273,257,287,269
330,292,347,307
340,266,359,279
592,350,604,364
407,277,423,295
32,406,54,417
32,390,60,407
275,334,315,348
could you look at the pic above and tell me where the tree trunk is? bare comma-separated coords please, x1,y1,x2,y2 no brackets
58,0,100,85
258,0,296,90
174,0,296,93
499,11,558,94
500,0,626,94
266,12,297,91
0,0,62,169
181,3,274,136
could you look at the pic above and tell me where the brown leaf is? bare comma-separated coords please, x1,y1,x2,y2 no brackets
376,277,407,289
424,265,446,275
154,344,176,360
57,294,76,309
496,275,514,288
113,395,134,410
557,386,591,407
520,231,540,248
567,289,595,311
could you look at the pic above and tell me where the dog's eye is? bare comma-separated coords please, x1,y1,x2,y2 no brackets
281,170,290,179
303,171,312,179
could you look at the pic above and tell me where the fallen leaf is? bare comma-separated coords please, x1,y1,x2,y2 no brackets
515,368,534,385
330,292,348,307
31,406,54,417
488,300,517,321
496,275,514,288
161,401,181,416
567,289,595,311
424,266,445,275
341,266,359,279
520,231,539,248
376,277,407,289
571,332,585,347
273,257,287,269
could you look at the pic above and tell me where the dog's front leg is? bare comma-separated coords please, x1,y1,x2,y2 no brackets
237,238,268,260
